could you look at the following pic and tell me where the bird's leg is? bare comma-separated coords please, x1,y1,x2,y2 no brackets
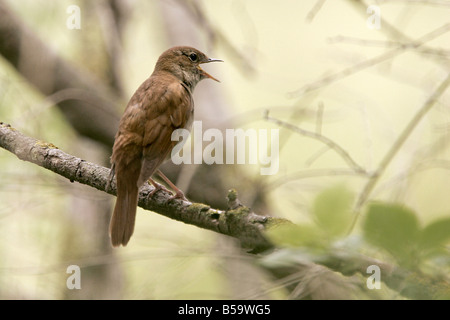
156,169,188,201
148,178,171,197
106,164,115,193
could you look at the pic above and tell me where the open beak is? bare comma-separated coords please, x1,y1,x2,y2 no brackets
199,58,223,82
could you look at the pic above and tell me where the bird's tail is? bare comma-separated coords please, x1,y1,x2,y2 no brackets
109,170,139,247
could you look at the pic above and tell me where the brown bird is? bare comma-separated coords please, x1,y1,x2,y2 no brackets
108,46,222,247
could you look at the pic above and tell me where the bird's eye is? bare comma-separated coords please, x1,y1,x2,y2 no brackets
189,53,198,62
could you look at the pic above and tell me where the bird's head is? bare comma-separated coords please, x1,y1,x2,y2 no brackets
155,46,222,90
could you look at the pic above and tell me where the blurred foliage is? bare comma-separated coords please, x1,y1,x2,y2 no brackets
266,184,450,299
267,185,354,249
313,185,354,239
364,202,450,269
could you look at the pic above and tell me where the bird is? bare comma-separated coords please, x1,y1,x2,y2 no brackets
108,46,222,247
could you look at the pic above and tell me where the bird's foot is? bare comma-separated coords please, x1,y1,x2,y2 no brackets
148,175,188,201
168,189,188,202
148,180,171,197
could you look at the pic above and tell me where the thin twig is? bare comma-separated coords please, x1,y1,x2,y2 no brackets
267,168,368,191
376,0,450,7
328,35,450,58
315,101,324,135
177,0,256,76
348,0,450,69
288,23,450,98
306,0,327,23
265,113,367,174
350,71,450,231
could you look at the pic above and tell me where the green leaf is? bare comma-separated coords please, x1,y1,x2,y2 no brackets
312,185,354,238
419,217,450,252
363,202,420,265
258,248,315,269
266,223,323,248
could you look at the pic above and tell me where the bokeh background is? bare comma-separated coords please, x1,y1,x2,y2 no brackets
0,0,449,299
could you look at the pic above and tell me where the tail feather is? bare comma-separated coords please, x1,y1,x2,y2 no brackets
109,173,139,247
109,153,160,247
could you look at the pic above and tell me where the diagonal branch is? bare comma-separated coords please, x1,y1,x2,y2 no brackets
306,0,328,23
350,71,450,230
1,121,447,299
265,112,368,174
0,122,274,252
288,22,450,97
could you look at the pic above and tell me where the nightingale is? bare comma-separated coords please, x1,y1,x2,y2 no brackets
109,46,222,247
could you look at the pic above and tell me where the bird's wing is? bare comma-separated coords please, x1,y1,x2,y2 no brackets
142,76,193,185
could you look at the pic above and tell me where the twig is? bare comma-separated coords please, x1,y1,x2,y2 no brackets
350,71,450,231
348,0,450,68
306,0,327,23
177,0,256,76
288,23,450,98
328,36,450,58
315,101,324,135
265,113,368,174
376,0,450,7
267,168,367,191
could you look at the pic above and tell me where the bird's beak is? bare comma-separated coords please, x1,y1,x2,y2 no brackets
199,58,223,82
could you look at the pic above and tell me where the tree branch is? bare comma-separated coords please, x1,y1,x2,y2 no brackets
287,22,450,97
351,71,450,231
1,122,447,298
0,122,274,252
265,112,368,174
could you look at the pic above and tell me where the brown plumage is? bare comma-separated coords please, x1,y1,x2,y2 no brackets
109,46,222,247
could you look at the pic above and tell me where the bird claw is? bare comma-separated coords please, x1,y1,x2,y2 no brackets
148,181,171,197
148,175,188,201
148,181,187,201
168,190,188,202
